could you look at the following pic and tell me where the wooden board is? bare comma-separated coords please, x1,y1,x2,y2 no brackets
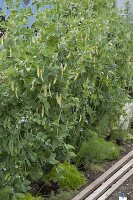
85,158,133,200
97,168,133,200
72,150,133,200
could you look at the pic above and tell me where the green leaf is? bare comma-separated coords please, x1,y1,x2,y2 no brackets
30,166,43,181
48,153,59,165
64,144,75,150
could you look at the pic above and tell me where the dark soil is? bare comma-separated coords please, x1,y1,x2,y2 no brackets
30,181,59,197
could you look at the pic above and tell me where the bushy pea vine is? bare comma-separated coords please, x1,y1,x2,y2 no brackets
0,0,132,199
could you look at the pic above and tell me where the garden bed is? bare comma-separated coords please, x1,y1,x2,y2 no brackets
72,138,133,200
89,139,133,183
27,138,133,199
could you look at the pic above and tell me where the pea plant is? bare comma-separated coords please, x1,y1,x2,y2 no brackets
0,0,132,199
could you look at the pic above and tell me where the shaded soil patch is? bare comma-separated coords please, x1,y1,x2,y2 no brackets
30,181,59,197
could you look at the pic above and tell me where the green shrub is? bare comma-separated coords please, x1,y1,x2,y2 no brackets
93,0,115,11
110,129,129,143
46,162,87,190
76,133,119,165
46,190,75,200
19,191,74,200
19,193,43,200
0,187,13,200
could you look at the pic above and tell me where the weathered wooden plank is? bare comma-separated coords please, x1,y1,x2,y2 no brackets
85,158,133,200
72,150,133,200
97,168,133,200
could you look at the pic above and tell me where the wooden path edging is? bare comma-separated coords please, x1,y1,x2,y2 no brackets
85,158,133,200
97,168,133,200
72,150,133,200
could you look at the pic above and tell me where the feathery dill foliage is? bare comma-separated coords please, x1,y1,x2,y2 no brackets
45,162,87,190
76,133,119,166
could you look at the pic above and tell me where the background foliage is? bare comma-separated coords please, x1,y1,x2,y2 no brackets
0,0,132,199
